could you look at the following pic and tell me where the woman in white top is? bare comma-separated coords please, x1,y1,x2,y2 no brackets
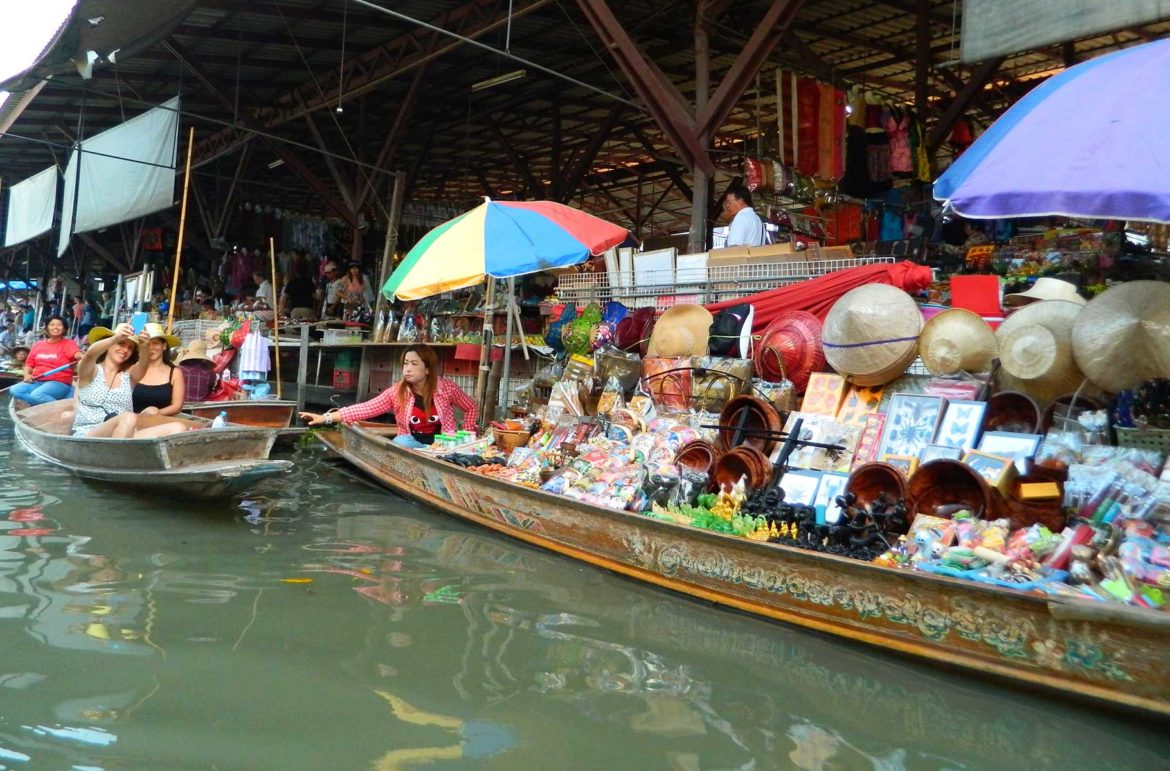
71,323,189,439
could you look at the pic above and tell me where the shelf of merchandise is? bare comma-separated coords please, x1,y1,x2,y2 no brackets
556,254,897,310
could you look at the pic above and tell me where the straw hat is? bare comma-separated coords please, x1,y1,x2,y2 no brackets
142,322,181,349
646,304,712,357
1072,281,1170,393
753,310,824,391
176,339,215,365
994,299,1086,405
918,308,997,375
86,326,114,344
821,284,922,386
1003,277,1085,307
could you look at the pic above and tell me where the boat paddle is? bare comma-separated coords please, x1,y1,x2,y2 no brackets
0,361,78,395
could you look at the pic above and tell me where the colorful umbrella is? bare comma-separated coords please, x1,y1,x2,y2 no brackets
383,199,628,300
934,38,1170,223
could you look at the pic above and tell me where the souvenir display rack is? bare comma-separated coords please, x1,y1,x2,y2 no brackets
557,253,895,310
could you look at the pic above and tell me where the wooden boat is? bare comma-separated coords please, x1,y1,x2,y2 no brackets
11,400,293,498
319,421,1170,718
185,399,306,445
0,371,22,389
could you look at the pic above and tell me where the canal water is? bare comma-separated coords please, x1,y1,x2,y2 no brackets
0,415,1166,770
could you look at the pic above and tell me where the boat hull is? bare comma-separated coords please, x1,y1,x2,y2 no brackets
11,401,292,498
321,422,1170,718
185,400,305,445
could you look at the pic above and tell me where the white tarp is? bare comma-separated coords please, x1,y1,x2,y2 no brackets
3,166,58,246
58,96,179,256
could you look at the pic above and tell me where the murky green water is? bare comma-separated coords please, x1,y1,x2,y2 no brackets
0,415,1166,770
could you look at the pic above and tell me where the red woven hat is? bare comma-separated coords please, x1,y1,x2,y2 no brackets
753,310,825,392
614,306,656,356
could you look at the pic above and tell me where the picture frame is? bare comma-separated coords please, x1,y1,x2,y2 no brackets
934,399,987,452
836,384,886,427
880,453,919,478
780,469,822,506
978,431,1042,474
851,413,887,471
875,393,946,462
962,449,1017,492
813,472,849,524
801,373,848,417
920,443,963,463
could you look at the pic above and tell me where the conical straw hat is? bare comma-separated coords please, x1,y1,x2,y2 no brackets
919,308,997,375
1072,281,1170,393
994,299,1085,406
822,284,922,386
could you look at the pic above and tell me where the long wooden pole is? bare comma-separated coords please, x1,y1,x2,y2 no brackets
166,126,195,332
269,236,282,399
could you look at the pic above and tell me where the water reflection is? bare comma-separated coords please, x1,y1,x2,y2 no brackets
0,423,1167,769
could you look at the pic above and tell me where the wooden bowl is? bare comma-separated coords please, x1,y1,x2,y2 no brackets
674,440,717,475
907,459,998,521
728,446,772,489
712,450,759,493
983,390,1040,434
845,462,908,510
718,395,782,455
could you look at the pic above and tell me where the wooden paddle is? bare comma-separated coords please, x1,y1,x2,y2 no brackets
0,361,78,395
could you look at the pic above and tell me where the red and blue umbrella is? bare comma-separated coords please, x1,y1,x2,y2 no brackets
383,199,629,300
934,38,1170,223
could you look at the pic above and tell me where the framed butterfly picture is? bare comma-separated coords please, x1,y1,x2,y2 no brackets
935,400,987,452
875,393,946,461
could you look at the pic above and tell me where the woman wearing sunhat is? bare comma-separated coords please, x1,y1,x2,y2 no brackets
175,340,218,402
132,323,186,416
10,315,81,405
71,324,188,439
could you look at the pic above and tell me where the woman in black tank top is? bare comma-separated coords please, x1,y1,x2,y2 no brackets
132,324,187,415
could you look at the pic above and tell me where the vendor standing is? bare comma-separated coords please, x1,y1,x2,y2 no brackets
11,315,82,404
299,344,477,449
722,184,765,247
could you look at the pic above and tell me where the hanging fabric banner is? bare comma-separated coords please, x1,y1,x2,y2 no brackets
3,166,58,247
58,96,180,256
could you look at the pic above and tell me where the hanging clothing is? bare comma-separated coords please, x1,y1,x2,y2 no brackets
238,329,271,380
839,124,872,199
885,109,913,174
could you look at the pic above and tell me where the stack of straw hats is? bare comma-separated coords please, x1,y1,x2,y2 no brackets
918,308,997,376
1071,281,1170,393
994,299,1086,405
822,285,922,386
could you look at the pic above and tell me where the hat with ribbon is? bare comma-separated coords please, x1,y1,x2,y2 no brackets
1003,277,1085,308
821,284,922,386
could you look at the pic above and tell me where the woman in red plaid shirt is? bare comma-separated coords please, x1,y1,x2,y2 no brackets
299,344,477,449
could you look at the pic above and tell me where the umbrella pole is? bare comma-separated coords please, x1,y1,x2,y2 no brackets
269,236,282,399
499,276,515,414
166,126,195,333
473,278,495,426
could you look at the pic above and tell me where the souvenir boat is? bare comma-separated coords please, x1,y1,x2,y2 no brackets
10,400,292,498
319,421,1170,718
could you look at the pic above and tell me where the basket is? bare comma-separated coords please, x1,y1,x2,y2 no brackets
1115,426,1170,455
492,426,533,456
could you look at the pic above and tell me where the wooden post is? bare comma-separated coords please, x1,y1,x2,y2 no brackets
296,323,309,412
269,236,282,399
166,127,195,332
473,278,495,425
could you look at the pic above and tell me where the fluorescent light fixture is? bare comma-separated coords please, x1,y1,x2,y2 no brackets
470,69,526,92
267,158,285,170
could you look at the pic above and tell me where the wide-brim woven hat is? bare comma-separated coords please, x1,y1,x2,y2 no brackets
1071,281,1170,393
821,284,922,386
919,308,997,376
753,310,824,392
176,339,215,365
1003,276,1085,307
646,304,712,358
86,326,114,344
142,322,180,349
994,299,1085,405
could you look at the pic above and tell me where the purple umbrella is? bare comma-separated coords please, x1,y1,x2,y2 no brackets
934,39,1170,223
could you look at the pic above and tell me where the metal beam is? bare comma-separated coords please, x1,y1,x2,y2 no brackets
556,104,624,203
697,0,807,140
357,63,430,211
487,117,547,199
163,38,357,226
927,57,1005,152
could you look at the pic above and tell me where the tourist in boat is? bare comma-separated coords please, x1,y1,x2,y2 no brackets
298,344,477,448
71,324,187,439
5,345,29,374
131,323,186,417
10,315,82,405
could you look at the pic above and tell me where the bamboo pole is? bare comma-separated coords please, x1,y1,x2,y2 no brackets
269,236,282,399
166,127,195,332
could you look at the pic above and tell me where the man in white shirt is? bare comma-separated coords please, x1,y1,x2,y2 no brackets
722,184,765,247
0,322,16,352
